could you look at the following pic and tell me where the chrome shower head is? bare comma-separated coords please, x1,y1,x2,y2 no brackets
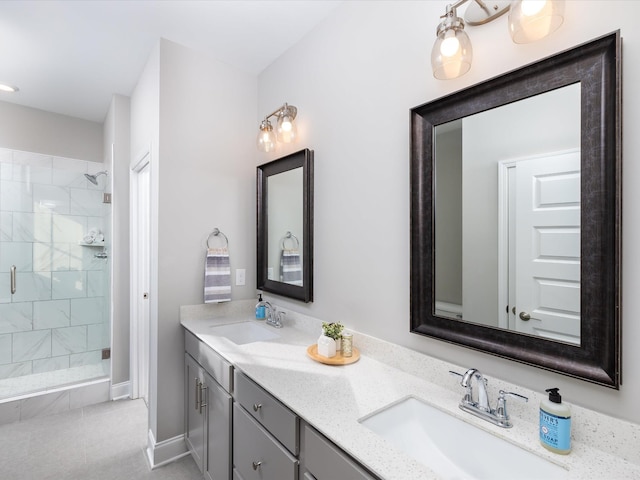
84,170,108,185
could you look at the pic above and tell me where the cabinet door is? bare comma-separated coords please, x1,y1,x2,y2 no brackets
185,353,206,473
233,404,298,480
204,370,232,480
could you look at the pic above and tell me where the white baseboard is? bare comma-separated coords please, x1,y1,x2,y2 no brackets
110,381,131,401
145,428,189,469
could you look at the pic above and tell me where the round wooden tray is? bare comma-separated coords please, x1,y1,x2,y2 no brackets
306,344,360,365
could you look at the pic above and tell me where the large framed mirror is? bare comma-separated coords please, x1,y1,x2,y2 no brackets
257,148,314,302
410,32,621,387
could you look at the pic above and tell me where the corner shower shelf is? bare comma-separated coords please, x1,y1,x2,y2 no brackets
78,241,105,247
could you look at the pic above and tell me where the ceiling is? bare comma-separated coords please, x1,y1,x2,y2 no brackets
0,0,344,123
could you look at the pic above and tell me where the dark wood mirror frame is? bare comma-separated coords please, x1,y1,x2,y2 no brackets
410,32,621,388
257,148,314,303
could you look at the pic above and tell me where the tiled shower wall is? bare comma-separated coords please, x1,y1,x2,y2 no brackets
0,148,110,381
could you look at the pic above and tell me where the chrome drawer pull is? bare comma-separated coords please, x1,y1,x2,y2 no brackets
195,378,200,411
253,403,262,412
199,385,208,414
252,461,262,471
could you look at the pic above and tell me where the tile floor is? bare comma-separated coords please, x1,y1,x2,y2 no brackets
0,398,202,480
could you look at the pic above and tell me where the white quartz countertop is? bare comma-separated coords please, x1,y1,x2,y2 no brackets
180,307,640,480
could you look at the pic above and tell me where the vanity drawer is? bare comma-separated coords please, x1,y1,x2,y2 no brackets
234,371,299,454
185,330,233,392
301,424,379,480
233,403,298,480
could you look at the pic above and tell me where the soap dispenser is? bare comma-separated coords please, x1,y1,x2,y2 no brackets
255,293,266,320
539,387,572,454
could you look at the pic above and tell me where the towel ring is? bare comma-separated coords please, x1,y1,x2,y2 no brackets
207,228,228,249
280,231,299,250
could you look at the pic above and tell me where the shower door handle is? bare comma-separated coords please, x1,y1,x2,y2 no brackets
10,265,16,294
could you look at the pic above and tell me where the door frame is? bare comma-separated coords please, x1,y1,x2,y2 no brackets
130,148,151,402
497,159,517,330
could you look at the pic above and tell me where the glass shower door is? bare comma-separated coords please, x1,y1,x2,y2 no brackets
0,148,111,400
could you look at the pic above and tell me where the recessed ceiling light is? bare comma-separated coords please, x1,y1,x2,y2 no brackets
0,84,19,93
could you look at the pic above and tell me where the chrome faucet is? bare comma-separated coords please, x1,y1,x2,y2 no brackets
450,368,528,428
263,301,273,321
263,302,284,328
461,368,490,412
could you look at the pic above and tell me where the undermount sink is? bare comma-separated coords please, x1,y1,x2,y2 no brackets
208,321,280,345
359,396,568,480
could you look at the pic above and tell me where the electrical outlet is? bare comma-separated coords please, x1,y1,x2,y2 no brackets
236,269,246,286
268,267,274,280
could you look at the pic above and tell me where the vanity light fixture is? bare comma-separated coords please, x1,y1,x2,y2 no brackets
257,103,298,152
431,0,565,80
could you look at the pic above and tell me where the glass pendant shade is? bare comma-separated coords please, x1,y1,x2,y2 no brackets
431,27,473,80
509,0,565,44
257,120,277,153
276,107,298,143
257,103,299,151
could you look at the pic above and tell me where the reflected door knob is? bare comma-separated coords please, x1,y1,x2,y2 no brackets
519,312,531,321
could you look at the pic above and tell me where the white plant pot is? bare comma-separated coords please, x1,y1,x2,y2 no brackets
317,334,336,358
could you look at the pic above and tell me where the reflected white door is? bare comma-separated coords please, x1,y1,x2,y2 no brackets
131,153,150,403
515,151,581,344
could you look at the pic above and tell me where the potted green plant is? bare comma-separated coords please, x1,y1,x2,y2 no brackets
322,322,344,351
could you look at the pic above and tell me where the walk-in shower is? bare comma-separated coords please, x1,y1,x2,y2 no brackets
0,148,111,413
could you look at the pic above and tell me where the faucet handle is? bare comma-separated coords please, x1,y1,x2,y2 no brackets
495,390,528,420
449,370,473,404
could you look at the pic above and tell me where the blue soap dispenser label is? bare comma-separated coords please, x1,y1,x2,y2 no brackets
540,410,571,451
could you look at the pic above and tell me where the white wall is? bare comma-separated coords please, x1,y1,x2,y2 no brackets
131,38,257,444
434,127,462,307
258,1,640,423
267,168,304,279
0,101,102,162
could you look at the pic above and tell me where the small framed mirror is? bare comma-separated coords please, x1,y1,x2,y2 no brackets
257,149,314,302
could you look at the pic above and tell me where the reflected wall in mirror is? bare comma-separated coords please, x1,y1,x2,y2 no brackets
411,32,621,387
268,168,303,285
258,148,313,302
434,83,582,345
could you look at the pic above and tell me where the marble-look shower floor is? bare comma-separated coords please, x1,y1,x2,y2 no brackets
0,362,108,401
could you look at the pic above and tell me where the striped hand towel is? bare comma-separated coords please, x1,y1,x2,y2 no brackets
204,247,231,303
280,249,303,286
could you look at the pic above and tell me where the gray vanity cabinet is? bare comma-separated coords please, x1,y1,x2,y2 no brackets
234,370,299,454
204,370,233,480
185,353,206,470
184,330,379,480
185,332,233,480
233,371,299,480
233,403,298,480
300,423,379,480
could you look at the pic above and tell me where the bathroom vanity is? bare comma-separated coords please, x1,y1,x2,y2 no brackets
181,302,640,480
183,315,376,480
